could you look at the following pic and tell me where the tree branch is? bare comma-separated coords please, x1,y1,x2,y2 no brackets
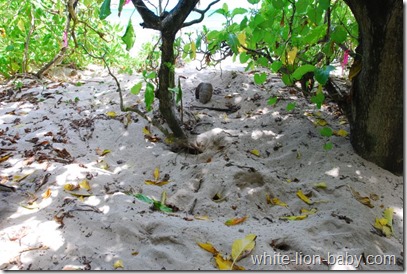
161,0,200,35
131,0,162,30
182,0,221,28
79,44,171,137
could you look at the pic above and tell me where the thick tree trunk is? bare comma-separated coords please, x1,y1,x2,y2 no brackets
344,0,403,174
158,34,187,139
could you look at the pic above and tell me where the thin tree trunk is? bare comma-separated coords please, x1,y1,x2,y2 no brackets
157,34,187,140
344,0,403,174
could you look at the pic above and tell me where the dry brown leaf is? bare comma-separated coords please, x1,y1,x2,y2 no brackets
349,186,374,208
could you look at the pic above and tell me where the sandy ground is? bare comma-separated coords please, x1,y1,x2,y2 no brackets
0,59,403,270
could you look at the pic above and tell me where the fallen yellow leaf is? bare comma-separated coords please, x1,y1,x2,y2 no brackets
153,167,160,181
106,111,117,118
313,182,327,189
334,129,349,137
214,254,245,270
42,188,52,199
13,173,31,183
197,242,219,255
250,149,261,157
64,183,76,191
79,179,91,190
296,190,313,205
113,259,124,269
270,197,288,207
231,234,257,263
194,215,210,221
279,214,308,221
142,126,152,135
314,118,328,126
64,189,91,197
225,216,248,226
300,208,317,215
144,180,169,186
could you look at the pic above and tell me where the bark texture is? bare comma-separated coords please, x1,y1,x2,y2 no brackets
131,0,201,140
344,0,403,174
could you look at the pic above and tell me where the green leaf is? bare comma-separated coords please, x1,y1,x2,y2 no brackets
292,64,316,81
296,0,309,14
318,0,330,10
314,65,334,85
118,0,125,16
131,82,142,95
254,72,267,85
239,17,248,31
257,57,269,67
6,45,15,51
222,3,229,13
145,82,155,111
302,25,326,44
206,30,220,41
232,8,247,18
320,127,333,137
239,52,250,63
121,20,135,51
281,74,293,86
99,0,112,20
153,201,173,212
271,61,282,73
286,102,296,111
134,193,154,204
267,97,278,106
145,71,157,79
310,90,325,109
247,0,260,3
324,142,333,150
307,7,323,24
331,26,347,44
227,33,239,54
271,0,285,9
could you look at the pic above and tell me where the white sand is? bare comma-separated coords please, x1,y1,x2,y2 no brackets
0,60,403,270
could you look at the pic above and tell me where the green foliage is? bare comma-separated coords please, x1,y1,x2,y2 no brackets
121,20,136,51
129,70,158,112
195,0,357,109
286,102,296,111
0,0,138,79
310,87,325,109
254,72,267,85
99,0,112,20
132,193,173,213
320,126,333,137
267,96,278,106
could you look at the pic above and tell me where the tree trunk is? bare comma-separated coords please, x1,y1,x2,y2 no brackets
158,34,187,140
344,0,403,174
